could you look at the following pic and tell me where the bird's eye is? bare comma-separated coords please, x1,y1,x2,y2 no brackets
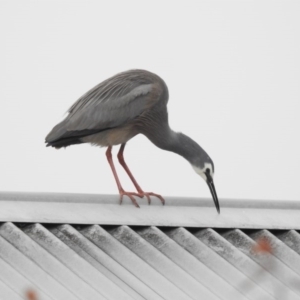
205,168,210,174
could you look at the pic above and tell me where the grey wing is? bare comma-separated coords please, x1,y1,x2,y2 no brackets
46,74,155,143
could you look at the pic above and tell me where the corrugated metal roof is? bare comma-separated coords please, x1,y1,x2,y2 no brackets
1,192,300,299
1,223,300,299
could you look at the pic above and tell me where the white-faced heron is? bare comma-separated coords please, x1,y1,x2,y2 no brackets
46,69,220,213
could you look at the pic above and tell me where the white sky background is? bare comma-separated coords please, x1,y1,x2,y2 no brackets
1,0,300,202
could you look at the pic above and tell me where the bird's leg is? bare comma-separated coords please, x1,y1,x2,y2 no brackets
106,146,142,208
117,143,165,205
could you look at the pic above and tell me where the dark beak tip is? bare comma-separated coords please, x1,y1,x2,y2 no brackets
205,176,220,214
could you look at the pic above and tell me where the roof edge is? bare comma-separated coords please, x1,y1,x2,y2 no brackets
1,191,300,229
1,191,299,209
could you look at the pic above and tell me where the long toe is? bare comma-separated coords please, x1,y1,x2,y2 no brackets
147,192,165,205
138,192,165,205
119,191,141,208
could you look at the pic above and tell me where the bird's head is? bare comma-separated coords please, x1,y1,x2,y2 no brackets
158,131,220,213
192,160,220,214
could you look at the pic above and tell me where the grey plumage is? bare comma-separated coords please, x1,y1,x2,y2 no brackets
46,70,167,147
46,69,220,213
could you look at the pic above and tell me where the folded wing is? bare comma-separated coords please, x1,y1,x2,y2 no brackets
46,70,158,146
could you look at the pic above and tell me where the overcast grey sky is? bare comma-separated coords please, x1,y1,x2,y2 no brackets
1,0,300,202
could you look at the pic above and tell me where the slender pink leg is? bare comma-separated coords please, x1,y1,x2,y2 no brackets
106,146,141,207
117,143,165,205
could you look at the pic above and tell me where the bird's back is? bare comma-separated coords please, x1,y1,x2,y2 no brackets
45,69,168,148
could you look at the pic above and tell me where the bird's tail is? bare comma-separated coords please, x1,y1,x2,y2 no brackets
46,119,66,142
45,119,83,149
46,137,84,148
45,119,102,149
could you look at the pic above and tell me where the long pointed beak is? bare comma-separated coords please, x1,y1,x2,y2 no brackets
205,171,220,214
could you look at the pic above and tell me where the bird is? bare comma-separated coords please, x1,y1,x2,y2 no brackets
45,69,220,213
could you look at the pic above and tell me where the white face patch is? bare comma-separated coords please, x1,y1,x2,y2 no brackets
192,163,214,181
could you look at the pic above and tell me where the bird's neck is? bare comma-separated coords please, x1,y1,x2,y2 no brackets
146,125,207,166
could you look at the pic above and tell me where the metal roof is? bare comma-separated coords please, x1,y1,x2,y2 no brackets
1,192,300,300
1,191,300,229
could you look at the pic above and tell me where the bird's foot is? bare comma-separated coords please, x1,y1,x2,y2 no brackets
136,191,165,205
119,190,143,208
119,189,165,207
